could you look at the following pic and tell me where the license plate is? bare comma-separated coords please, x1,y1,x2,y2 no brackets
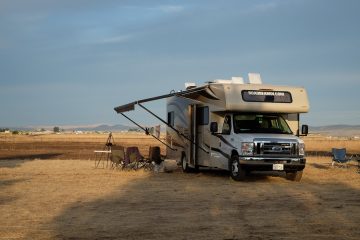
273,164,284,171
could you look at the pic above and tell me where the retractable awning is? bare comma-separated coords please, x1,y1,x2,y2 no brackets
114,85,218,113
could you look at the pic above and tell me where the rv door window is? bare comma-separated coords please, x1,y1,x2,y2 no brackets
196,106,209,125
167,111,175,126
222,115,231,134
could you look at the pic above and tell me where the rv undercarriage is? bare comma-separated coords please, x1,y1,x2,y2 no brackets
239,159,306,172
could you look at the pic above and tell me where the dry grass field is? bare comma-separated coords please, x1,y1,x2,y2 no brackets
0,133,166,161
303,136,360,155
0,133,359,239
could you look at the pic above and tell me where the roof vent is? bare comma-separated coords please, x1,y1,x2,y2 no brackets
185,82,196,89
231,77,244,84
248,73,262,84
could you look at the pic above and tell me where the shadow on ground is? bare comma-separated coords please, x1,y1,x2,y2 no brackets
309,163,331,170
0,153,63,161
27,168,360,240
0,179,27,205
0,153,63,168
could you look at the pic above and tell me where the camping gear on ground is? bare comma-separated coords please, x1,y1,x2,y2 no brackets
94,133,115,168
94,134,173,172
154,159,178,173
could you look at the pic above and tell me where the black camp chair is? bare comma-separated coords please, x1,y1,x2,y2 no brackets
124,146,145,170
331,148,352,168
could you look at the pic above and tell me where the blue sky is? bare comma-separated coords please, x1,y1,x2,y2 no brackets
0,0,359,127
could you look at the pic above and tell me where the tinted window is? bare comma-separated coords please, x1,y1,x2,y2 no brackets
242,90,292,103
167,111,174,126
196,107,209,125
233,114,293,134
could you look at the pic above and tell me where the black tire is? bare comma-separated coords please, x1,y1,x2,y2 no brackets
229,155,246,181
285,171,303,182
181,155,191,173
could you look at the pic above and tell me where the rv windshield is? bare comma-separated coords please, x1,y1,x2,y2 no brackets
233,114,293,134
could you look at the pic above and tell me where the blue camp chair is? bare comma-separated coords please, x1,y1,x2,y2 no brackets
331,148,352,168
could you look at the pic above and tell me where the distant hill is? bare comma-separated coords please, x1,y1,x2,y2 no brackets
0,124,136,132
310,125,360,137
2,124,360,136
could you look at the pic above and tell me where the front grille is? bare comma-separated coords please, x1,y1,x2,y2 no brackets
254,139,298,156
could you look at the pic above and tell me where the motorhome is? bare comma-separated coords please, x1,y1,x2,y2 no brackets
165,74,309,181
114,73,309,181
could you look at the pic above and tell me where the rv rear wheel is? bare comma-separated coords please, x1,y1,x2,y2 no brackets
230,155,246,181
181,155,191,173
285,171,303,182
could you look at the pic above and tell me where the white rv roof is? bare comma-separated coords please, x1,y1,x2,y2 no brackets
115,77,309,115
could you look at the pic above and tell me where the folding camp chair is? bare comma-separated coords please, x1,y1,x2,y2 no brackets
331,148,353,168
148,146,162,172
125,146,144,170
148,146,162,165
110,145,125,169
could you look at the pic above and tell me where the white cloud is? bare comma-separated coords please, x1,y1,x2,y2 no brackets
155,5,184,14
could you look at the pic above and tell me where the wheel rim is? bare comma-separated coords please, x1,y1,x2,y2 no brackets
232,159,239,176
182,158,187,170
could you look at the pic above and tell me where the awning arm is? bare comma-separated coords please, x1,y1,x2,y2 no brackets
138,103,209,154
119,112,176,151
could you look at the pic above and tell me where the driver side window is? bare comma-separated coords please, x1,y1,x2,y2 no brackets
222,115,231,134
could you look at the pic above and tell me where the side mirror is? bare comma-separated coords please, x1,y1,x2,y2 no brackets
210,122,218,133
301,124,308,136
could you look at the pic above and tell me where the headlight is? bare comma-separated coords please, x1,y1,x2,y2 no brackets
241,142,254,155
299,143,305,156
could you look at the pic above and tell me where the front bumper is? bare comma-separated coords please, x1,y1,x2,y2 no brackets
239,157,306,172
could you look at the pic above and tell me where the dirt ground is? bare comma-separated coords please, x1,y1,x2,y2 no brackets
0,157,359,240
0,134,359,239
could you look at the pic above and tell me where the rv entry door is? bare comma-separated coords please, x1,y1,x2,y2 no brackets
188,104,197,167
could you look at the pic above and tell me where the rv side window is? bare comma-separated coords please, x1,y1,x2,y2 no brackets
196,107,209,125
167,111,174,126
222,115,231,134
242,90,292,103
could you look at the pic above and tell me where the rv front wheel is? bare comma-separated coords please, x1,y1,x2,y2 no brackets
230,155,246,181
181,155,191,173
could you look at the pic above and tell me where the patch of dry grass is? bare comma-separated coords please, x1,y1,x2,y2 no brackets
0,158,359,239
